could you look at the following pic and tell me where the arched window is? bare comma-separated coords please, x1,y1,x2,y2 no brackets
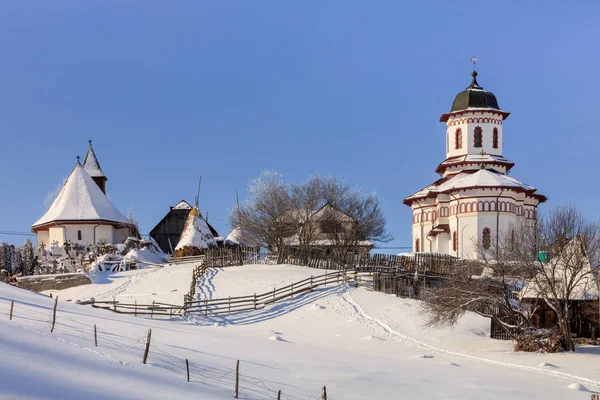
474,126,483,148
492,128,498,149
452,231,458,252
455,129,462,149
482,227,491,249
415,238,420,253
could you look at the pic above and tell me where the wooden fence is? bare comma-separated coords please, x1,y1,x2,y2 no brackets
280,251,466,275
183,271,348,316
372,271,447,301
170,247,262,267
79,299,183,317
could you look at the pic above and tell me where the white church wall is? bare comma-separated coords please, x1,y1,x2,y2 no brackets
49,227,65,246
37,231,50,247
114,228,130,244
95,225,115,244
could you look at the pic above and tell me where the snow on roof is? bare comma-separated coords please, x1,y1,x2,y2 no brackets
172,200,192,210
225,226,243,245
32,163,130,228
174,208,217,250
82,142,106,179
405,169,542,202
521,237,599,301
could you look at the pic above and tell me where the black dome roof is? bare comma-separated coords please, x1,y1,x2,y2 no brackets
450,71,500,112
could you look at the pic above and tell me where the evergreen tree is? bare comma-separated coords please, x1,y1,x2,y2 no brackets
22,240,36,276
11,245,23,275
0,243,6,272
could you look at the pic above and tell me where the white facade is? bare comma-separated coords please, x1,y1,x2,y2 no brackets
32,146,134,248
404,71,545,260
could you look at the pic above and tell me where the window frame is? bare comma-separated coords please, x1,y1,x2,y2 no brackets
474,126,483,148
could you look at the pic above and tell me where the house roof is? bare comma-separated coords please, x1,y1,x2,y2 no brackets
404,169,547,205
83,140,106,179
521,236,599,301
32,162,130,229
171,200,192,210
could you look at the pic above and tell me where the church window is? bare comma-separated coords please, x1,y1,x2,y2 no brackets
452,231,458,252
455,129,462,149
492,128,499,149
474,126,483,148
482,227,491,250
77,230,82,241
415,238,420,252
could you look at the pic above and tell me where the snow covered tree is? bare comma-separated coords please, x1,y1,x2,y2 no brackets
0,243,8,273
22,239,37,276
10,245,23,275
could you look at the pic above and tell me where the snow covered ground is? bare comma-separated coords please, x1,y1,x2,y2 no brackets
2,263,599,399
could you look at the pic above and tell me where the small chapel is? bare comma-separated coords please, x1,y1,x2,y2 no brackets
404,64,546,260
31,141,136,248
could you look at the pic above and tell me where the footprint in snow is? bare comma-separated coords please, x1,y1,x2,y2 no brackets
269,335,289,343
449,363,461,367
538,362,559,369
567,383,588,391
413,355,435,359
360,335,384,341
310,303,326,310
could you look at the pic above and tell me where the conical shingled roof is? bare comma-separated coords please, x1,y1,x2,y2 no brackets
83,140,106,179
32,162,129,229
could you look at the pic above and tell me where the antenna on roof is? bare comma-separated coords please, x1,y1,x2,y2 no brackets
195,176,202,210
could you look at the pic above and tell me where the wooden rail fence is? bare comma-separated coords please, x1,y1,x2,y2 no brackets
183,271,349,316
77,299,183,317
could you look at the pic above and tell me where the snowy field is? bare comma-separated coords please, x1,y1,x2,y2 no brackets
1,263,599,399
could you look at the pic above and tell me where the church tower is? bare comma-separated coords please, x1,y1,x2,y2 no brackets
403,64,546,259
83,140,108,194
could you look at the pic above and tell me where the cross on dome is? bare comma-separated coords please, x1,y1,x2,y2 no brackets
76,155,81,164
470,55,478,70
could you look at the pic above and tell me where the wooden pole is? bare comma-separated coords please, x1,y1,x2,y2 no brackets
50,296,58,332
151,301,155,318
135,301,137,317
186,359,190,382
143,328,152,364
321,385,327,400
94,324,98,347
235,360,240,398
9,300,14,320
277,390,281,400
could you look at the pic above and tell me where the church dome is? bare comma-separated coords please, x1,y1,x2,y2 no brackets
450,71,500,112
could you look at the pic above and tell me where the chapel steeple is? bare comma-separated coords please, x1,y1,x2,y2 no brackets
83,140,108,194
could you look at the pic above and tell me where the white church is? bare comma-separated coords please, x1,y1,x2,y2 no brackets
404,67,546,259
31,141,135,248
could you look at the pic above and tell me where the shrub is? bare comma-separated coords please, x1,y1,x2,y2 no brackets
514,328,566,353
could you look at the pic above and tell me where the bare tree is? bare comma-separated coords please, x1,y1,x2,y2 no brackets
425,204,600,350
519,204,600,351
319,179,392,265
424,259,534,335
229,171,297,261
292,175,327,264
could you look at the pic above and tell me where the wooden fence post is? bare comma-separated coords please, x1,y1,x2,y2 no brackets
94,324,98,347
235,360,240,398
143,328,152,364
228,297,231,313
254,293,257,310
113,298,116,312
135,301,137,317
310,276,314,291
291,282,294,298
277,390,281,400
151,301,155,318
50,296,58,332
273,287,275,302
186,359,190,382
9,300,14,320
321,385,327,400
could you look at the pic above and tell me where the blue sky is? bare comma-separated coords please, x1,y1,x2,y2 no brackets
1,1,599,251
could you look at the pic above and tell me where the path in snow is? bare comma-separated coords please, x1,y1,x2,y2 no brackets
328,285,600,390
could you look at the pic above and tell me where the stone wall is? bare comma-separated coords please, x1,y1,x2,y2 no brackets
16,273,91,292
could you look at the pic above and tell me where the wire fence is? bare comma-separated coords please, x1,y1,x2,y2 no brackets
0,298,333,400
